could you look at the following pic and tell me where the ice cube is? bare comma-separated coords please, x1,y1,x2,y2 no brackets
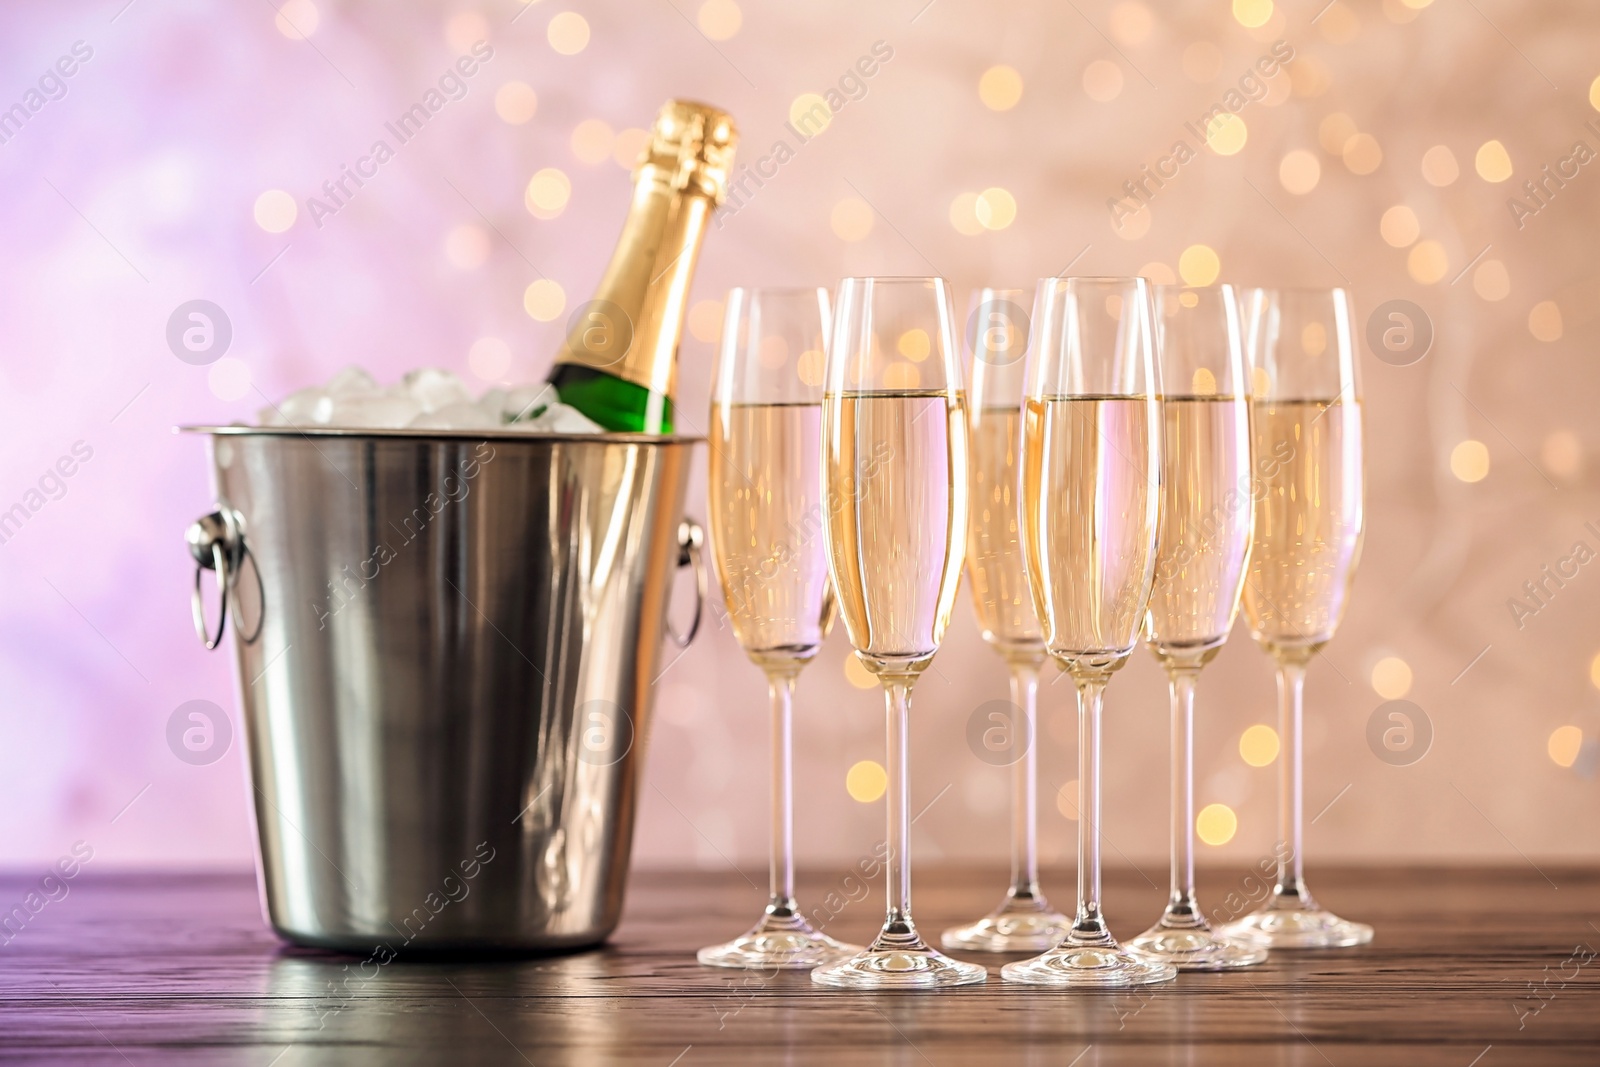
325,365,379,397
502,400,602,434
403,368,472,412
477,388,509,423
329,394,422,429
407,402,497,430
504,383,559,423
274,387,334,426
257,405,288,427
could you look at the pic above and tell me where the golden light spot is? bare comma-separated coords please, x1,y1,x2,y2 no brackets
1318,112,1358,155
612,127,649,168
253,189,297,233
830,197,874,242
1591,75,1600,112
1549,726,1584,768
789,93,833,136
1108,2,1153,46
1540,430,1582,481
979,65,1024,111
1182,42,1222,83
1233,0,1273,29
1421,144,1458,186
1591,651,1600,690
697,0,741,41
1279,149,1321,195
1383,0,1419,24
949,192,984,236
444,223,490,269
571,119,615,164
1179,244,1221,286
1197,803,1238,846
1191,367,1217,395
1260,71,1292,107
897,328,931,362
547,11,590,55
1406,239,1448,284
1371,656,1413,699
468,337,512,381
1380,205,1419,248
1251,366,1271,397
1529,300,1563,342
445,11,490,54
846,760,887,803
495,82,538,125
1402,0,1434,7
1113,202,1152,239
274,0,319,39
883,362,921,389
1288,57,1330,98
1083,60,1124,103
1240,725,1279,767
1056,779,1080,820
797,348,826,387
1104,294,1123,318
1475,139,1513,182
1301,321,1327,357
1317,3,1360,44
976,187,1017,230
1206,113,1248,156
1343,132,1383,175
1474,259,1510,301
844,655,876,690
525,168,572,218
1450,439,1490,482
523,279,566,322
1139,261,1176,285
687,299,724,343
1179,291,1200,308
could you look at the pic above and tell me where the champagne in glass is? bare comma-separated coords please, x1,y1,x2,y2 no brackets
811,277,986,989
698,288,861,969
1219,287,1372,949
941,289,1070,954
1125,285,1267,970
1001,277,1176,989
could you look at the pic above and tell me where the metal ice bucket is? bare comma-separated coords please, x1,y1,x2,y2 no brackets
181,426,704,953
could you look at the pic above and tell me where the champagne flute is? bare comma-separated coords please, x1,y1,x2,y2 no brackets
1001,276,1176,988
698,287,862,969
811,277,987,989
1125,284,1267,970
941,289,1070,954
1219,287,1372,949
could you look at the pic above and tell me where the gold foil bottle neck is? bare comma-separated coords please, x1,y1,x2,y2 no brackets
634,99,738,204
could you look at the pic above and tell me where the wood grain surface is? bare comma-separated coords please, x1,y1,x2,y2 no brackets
0,865,1595,1065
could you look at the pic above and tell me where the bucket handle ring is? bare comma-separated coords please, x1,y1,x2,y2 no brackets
668,519,706,649
186,508,262,650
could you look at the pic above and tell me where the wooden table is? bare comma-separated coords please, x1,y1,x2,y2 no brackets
1,866,1595,1064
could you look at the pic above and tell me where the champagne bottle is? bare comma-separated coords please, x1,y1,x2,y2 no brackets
545,100,737,433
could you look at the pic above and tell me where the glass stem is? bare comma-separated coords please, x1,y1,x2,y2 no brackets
882,677,914,936
1274,655,1311,904
767,671,798,917
1165,666,1202,927
1071,673,1112,945
1007,656,1042,900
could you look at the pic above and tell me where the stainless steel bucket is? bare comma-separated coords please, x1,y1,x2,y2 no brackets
181,427,704,953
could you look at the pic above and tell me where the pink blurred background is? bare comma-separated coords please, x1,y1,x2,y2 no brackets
1,0,1596,879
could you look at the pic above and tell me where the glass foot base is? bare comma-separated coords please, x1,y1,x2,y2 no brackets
1219,905,1373,949
940,894,1071,953
698,911,862,970
1126,924,1268,971
1001,938,1178,988
811,929,987,988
